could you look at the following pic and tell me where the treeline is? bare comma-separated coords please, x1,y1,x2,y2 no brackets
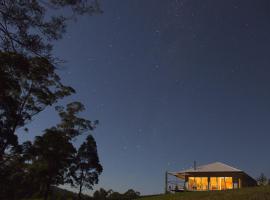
0,102,102,200
93,188,140,200
257,173,270,186
0,1,104,200
22,187,141,200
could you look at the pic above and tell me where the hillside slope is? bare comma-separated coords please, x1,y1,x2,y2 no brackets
140,186,270,200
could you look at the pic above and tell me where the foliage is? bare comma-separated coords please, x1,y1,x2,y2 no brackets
257,173,268,186
29,129,76,199
55,102,99,139
72,135,103,199
93,188,112,200
0,51,75,158
0,1,103,199
0,0,102,159
22,186,94,200
93,188,140,200
0,0,102,58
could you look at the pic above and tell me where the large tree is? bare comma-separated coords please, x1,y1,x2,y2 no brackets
73,135,103,200
0,52,75,160
0,0,101,160
0,0,102,58
23,102,100,200
30,129,76,200
0,1,103,198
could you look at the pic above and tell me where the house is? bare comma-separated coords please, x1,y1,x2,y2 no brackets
166,162,257,192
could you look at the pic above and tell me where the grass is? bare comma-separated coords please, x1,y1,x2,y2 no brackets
140,186,270,200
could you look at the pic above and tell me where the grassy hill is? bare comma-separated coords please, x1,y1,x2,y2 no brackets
140,186,270,200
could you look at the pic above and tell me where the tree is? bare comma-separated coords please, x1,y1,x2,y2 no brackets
0,0,102,161
24,102,101,200
0,0,102,58
122,189,140,200
93,188,112,200
30,129,76,200
0,141,40,199
0,1,103,198
0,52,75,161
92,188,140,200
73,135,103,200
257,173,268,186
56,102,99,139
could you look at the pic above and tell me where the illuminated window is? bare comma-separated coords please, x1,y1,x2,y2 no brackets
189,177,233,191
225,177,233,189
218,177,225,190
210,177,233,190
188,177,195,190
188,177,208,191
210,177,218,190
200,177,208,190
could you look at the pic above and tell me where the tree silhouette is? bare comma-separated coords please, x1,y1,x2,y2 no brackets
0,0,102,58
73,135,103,199
257,173,268,186
55,102,99,139
30,129,76,200
0,0,102,161
0,52,75,161
26,102,101,200
0,1,103,198
93,188,112,200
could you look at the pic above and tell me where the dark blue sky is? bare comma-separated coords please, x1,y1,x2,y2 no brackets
19,0,270,195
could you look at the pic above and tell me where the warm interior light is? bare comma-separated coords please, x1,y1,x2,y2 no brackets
225,177,233,189
188,177,233,191
210,177,233,190
188,177,208,191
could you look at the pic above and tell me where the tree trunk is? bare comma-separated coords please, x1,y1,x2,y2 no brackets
78,184,83,200
44,180,51,200
78,170,84,200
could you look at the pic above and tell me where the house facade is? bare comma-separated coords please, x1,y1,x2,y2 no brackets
166,162,257,192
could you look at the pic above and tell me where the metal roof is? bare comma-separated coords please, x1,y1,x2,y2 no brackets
170,162,242,176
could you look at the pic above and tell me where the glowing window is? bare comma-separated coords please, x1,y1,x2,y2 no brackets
188,177,208,190
210,177,233,190
210,177,218,190
225,177,233,189
188,177,195,190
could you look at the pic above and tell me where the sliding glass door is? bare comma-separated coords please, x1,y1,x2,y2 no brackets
210,177,233,190
188,177,208,191
188,176,234,191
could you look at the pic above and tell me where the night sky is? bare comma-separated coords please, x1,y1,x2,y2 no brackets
19,0,270,195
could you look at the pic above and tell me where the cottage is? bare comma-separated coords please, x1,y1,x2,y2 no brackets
166,162,257,192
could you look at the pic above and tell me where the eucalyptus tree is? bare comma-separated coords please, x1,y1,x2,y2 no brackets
73,135,103,200
27,102,101,200
0,1,103,198
30,129,76,200
0,0,102,58
0,0,101,160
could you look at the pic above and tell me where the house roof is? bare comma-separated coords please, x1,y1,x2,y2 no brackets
169,162,242,177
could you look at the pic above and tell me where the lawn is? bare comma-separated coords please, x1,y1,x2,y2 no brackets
140,186,270,200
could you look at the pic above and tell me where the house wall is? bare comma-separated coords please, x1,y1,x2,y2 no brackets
184,172,256,191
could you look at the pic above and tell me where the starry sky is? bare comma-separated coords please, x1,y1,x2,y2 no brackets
19,0,270,195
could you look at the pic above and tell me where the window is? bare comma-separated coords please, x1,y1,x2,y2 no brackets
210,177,218,190
225,177,233,189
188,177,208,190
188,177,195,190
210,177,233,190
